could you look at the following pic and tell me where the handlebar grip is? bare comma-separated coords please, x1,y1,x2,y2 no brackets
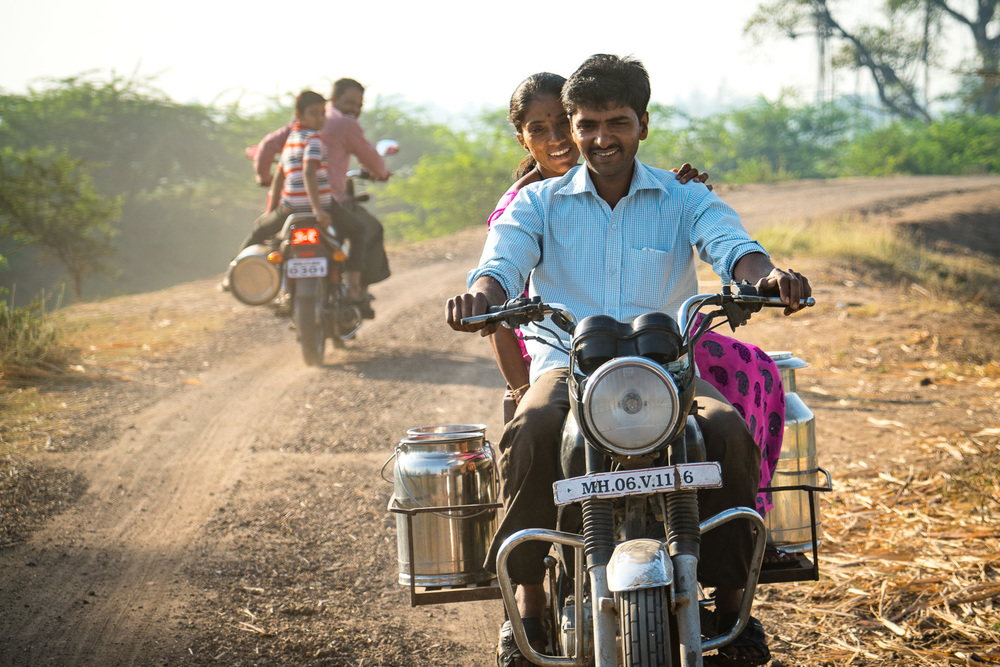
460,311,506,326
460,314,485,326
738,295,815,308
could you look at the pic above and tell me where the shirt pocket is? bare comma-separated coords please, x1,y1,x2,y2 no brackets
624,247,672,311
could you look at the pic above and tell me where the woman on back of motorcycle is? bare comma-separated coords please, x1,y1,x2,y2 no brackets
478,71,785,667
486,73,712,419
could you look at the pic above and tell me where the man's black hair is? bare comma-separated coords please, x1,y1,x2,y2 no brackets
332,78,364,100
295,90,326,116
561,54,650,119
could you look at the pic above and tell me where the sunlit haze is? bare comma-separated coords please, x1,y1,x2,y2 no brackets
4,0,838,116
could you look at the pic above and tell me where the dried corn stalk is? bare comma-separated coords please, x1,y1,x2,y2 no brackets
754,433,1000,666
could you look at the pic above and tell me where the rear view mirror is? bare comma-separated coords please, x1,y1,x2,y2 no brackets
375,139,399,156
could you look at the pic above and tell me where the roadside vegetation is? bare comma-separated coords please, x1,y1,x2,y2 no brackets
2,0,998,376
757,216,1000,313
0,290,66,379
3,77,999,318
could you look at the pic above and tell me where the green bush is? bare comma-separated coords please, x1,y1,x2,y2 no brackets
837,114,1000,176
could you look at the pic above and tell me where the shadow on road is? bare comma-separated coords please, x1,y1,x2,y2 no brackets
322,348,502,388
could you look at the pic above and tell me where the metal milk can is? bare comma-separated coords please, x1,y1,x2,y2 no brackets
228,244,281,306
391,426,498,586
764,352,827,553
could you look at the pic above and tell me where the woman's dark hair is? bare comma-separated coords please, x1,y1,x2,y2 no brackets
562,54,650,120
295,90,326,116
507,72,567,179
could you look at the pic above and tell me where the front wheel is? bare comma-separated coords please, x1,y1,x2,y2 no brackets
620,587,671,667
293,280,325,366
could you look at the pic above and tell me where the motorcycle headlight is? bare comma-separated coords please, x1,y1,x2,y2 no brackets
581,357,680,456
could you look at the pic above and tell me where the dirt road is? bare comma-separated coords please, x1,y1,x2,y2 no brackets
1,175,998,666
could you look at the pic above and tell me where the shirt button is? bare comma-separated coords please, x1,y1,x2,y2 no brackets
611,224,618,230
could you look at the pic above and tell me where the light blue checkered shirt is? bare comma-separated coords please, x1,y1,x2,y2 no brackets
469,160,767,384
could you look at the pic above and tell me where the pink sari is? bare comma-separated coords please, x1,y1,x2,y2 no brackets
694,328,784,515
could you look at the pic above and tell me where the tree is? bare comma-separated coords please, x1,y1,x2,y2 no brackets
0,149,120,299
0,73,262,304
0,73,240,195
641,97,868,183
747,0,999,119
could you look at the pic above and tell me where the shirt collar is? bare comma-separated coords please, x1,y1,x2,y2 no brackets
557,160,667,200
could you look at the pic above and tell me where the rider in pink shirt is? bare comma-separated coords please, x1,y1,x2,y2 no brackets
250,79,392,293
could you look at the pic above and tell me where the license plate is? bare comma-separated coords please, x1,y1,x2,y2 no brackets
286,257,327,278
553,463,723,506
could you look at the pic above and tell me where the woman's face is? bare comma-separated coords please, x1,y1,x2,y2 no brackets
517,94,580,179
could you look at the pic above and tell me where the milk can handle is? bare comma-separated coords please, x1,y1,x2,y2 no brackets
379,452,396,483
390,442,498,520
483,439,499,485
817,466,833,491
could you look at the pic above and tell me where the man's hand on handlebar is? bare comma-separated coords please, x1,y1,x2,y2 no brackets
755,267,812,316
446,276,508,336
447,292,498,336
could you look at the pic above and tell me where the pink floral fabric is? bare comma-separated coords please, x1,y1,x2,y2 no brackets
694,326,784,515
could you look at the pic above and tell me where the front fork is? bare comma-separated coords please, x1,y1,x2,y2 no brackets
666,490,703,667
582,497,617,666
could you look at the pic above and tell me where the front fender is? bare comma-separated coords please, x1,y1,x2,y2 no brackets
607,538,673,592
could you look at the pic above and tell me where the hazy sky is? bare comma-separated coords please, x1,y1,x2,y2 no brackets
4,0,850,116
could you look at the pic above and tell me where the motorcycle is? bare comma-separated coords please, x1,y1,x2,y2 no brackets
446,284,815,666
227,140,398,365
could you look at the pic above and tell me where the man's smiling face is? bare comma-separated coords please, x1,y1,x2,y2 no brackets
570,104,648,180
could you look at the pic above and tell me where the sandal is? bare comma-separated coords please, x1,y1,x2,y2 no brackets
762,545,799,568
346,294,375,319
705,614,771,666
497,617,547,667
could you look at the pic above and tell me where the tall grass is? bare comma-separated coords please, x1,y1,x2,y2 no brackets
755,218,1000,311
0,289,64,375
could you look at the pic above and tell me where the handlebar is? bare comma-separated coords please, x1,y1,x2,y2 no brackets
460,297,577,334
461,286,814,343
346,168,372,181
680,284,814,334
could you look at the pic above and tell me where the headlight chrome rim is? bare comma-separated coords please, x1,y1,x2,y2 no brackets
581,356,680,456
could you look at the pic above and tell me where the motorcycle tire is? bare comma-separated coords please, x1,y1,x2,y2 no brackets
620,587,670,667
293,283,325,366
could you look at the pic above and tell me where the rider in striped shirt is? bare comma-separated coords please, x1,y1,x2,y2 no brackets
239,91,368,305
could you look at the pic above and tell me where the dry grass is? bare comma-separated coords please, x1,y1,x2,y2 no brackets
758,430,1000,666
754,218,1000,313
0,387,78,455
55,294,231,368
1,280,239,457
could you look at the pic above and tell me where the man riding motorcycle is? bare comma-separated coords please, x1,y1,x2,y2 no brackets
253,78,395,311
446,54,812,667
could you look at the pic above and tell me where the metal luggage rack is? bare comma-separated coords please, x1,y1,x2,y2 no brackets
389,467,833,605
757,467,833,585
388,496,504,607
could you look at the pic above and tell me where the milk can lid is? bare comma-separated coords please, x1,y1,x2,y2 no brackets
406,424,486,437
767,351,810,370
398,432,486,453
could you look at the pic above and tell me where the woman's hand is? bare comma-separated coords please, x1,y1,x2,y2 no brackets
673,163,713,191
